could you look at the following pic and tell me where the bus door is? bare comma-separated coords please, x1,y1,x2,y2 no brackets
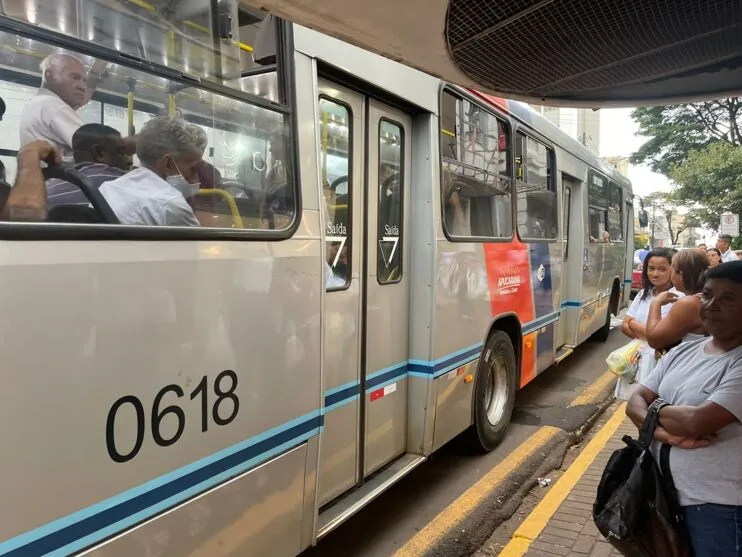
556,178,577,349
317,81,412,505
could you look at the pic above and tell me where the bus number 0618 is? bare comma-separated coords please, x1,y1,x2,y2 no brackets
105,370,239,463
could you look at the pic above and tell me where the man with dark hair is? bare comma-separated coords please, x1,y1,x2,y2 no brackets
46,123,129,208
716,234,739,263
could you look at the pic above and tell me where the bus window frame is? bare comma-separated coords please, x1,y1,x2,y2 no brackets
318,93,354,292
376,116,405,285
0,13,302,242
515,128,558,244
607,180,624,243
587,169,609,241
438,84,515,244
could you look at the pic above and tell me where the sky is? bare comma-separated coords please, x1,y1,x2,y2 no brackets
598,108,671,198
598,108,717,244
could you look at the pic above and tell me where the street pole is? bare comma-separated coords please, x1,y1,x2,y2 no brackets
651,202,656,248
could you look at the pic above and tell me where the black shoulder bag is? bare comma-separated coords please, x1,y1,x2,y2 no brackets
593,399,691,557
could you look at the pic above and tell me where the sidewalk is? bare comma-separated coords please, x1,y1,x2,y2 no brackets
499,404,633,557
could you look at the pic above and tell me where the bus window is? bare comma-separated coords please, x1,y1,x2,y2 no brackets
588,172,609,241
0,23,294,230
377,119,403,284
319,97,352,289
439,89,512,240
608,182,624,241
440,90,459,160
1,0,260,91
516,134,557,241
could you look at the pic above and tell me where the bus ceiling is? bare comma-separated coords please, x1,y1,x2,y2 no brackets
241,0,742,108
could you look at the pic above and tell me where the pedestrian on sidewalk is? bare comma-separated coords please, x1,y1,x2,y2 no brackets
716,234,739,263
627,261,742,557
707,247,722,268
618,248,676,400
645,248,708,354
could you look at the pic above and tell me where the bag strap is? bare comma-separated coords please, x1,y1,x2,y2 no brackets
659,444,684,522
638,398,668,448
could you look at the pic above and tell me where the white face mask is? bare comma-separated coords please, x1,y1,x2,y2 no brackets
166,160,201,198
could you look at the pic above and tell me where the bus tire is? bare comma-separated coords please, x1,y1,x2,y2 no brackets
467,331,517,453
592,305,612,342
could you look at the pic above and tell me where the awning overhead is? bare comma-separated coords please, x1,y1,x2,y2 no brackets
242,0,742,107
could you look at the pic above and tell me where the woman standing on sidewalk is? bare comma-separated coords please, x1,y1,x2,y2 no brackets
707,247,722,268
645,249,708,352
618,248,675,400
627,261,742,556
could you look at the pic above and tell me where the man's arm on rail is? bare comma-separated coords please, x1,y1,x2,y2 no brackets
1,141,61,221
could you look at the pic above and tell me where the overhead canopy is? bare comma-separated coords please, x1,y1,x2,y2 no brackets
241,0,742,107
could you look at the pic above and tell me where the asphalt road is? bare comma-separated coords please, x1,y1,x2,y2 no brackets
302,321,626,557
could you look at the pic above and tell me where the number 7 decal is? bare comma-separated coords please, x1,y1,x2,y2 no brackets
379,236,399,268
326,235,347,268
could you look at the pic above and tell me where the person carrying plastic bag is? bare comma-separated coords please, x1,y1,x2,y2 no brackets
616,248,676,400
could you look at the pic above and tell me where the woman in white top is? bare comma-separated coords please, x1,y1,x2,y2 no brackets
646,248,709,351
618,248,675,399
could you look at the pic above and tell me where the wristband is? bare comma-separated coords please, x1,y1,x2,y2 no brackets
650,398,670,414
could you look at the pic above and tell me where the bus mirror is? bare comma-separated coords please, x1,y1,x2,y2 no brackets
638,209,649,228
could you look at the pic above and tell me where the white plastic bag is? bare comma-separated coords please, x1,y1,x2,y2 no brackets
606,339,642,377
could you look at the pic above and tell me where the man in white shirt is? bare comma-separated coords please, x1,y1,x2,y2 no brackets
20,54,104,160
100,117,205,227
717,234,739,263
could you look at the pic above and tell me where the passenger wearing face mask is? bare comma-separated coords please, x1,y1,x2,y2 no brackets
99,117,203,227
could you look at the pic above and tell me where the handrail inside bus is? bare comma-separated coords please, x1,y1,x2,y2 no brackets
194,188,244,228
123,0,254,53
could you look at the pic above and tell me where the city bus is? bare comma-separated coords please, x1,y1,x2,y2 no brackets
0,3,633,556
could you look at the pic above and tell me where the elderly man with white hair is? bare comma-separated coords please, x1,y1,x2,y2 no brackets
20,53,104,160
100,117,206,227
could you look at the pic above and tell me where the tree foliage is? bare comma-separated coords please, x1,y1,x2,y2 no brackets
670,142,742,230
630,99,742,175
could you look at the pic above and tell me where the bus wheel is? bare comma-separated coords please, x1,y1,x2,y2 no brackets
468,331,516,453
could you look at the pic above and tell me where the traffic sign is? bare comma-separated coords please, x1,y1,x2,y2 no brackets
721,213,739,237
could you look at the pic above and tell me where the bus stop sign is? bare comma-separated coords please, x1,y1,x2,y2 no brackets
721,213,739,237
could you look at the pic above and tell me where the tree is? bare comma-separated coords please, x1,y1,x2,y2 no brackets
630,99,742,175
669,142,742,231
644,192,703,246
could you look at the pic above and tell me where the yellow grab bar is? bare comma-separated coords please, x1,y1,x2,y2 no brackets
194,189,244,229
126,0,253,53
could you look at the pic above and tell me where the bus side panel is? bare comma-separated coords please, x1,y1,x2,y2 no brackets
430,358,479,452
0,222,322,556
578,242,624,343
82,443,310,557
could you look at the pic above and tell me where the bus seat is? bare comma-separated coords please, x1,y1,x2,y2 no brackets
48,204,104,224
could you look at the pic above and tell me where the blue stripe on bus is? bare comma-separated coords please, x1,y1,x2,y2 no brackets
366,363,408,391
324,382,361,408
522,310,560,335
322,309,576,409
0,411,323,557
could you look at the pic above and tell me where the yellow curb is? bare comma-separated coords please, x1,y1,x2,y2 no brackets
392,426,562,557
498,403,627,557
568,370,616,407
392,370,619,557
